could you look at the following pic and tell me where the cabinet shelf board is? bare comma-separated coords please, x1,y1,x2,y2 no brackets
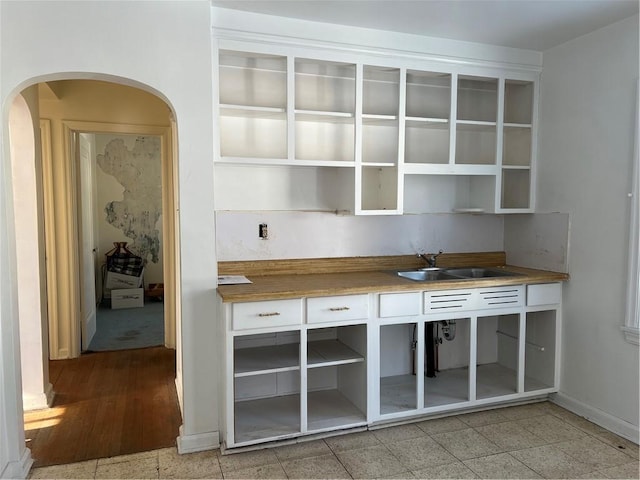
456,121,497,131
217,157,356,168
296,110,354,123
476,363,518,399
406,117,449,128
361,162,396,167
234,343,299,377
502,165,531,171
307,339,364,368
220,104,286,118
403,164,498,175
504,123,532,129
362,114,398,125
380,374,417,415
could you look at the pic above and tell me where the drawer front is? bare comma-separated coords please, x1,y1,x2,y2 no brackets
527,283,562,306
477,285,524,309
307,294,369,324
379,292,421,318
424,289,476,313
232,299,303,330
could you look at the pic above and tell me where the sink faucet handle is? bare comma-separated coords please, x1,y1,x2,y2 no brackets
430,249,443,267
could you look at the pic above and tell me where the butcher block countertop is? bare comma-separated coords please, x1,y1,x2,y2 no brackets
217,252,569,303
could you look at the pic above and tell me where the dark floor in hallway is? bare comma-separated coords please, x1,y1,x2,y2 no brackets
24,346,181,467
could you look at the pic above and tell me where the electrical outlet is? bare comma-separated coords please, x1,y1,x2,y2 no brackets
259,223,268,240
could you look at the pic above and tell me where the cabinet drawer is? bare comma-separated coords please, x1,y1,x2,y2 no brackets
424,289,475,313
307,294,369,324
527,283,562,306
477,285,524,309
379,292,421,318
232,299,303,330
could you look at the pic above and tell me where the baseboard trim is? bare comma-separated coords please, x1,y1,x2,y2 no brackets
176,426,220,454
551,392,639,444
174,376,183,417
0,448,33,479
22,383,55,412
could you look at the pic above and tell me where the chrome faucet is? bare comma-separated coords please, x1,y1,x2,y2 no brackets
418,250,443,268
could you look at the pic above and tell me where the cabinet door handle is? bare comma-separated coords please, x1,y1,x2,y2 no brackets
258,312,281,317
329,306,350,311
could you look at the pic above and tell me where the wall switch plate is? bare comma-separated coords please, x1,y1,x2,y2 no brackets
259,223,268,239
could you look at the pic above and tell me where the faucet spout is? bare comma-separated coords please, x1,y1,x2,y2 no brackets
418,250,443,268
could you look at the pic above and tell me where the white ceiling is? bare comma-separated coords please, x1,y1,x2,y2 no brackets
211,0,639,51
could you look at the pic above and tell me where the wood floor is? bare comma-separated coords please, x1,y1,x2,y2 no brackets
24,347,181,467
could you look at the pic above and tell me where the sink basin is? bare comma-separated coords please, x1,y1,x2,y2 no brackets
445,267,520,279
396,266,522,282
397,268,461,282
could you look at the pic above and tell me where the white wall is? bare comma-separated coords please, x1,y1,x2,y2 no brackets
0,0,217,466
10,90,52,412
216,211,503,260
538,15,639,438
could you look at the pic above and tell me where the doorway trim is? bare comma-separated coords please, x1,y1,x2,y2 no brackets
47,120,176,358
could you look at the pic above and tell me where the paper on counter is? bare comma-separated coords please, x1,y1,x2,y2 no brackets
218,275,252,285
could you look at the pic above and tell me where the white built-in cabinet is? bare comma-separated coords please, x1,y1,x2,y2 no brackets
218,283,561,449
215,44,538,214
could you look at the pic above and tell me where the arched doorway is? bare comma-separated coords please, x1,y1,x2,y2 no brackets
8,77,182,466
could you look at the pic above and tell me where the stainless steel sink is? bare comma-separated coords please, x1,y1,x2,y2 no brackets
397,266,521,282
445,267,520,278
397,268,462,282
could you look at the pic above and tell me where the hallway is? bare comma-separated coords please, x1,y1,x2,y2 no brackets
24,347,180,467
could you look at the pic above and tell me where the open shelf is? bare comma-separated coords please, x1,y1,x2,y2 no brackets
476,314,519,399
234,394,300,444
404,174,496,214
234,343,299,377
219,50,287,109
307,389,366,432
361,166,399,212
456,122,497,165
501,168,531,209
380,323,417,414
524,310,556,392
295,58,356,113
364,65,400,117
503,126,532,167
405,121,449,165
308,339,364,368
406,70,451,119
505,80,534,125
425,367,470,407
457,75,498,123
380,374,417,415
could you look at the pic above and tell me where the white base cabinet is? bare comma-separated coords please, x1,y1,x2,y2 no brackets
219,283,561,450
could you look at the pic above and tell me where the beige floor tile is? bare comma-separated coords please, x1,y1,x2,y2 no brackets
95,456,159,479
97,450,159,466
516,414,587,443
372,424,425,443
158,447,221,479
556,436,634,471
498,403,550,421
280,453,351,479
222,462,286,479
412,461,478,479
386,435,457,471
463,452,542,479
510,444,594,479
549,409,610,436
29,460,98,479
474,420,547,451
384,471,416,479
458,409,510,427
415,416,468,435
430,428,502,460
337,444,407,479
218,449,279,474
598,461,640,479
593,431,640,460
325,431,381,453
273,439,332,461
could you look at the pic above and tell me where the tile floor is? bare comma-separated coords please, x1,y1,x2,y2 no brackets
29,402,639,479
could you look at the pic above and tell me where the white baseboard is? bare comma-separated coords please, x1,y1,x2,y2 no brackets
22,383,54,412
0,448,33,479
551,392,640,444
176,426,220,454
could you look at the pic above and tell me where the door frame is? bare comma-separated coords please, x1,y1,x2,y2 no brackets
46,120,177,358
